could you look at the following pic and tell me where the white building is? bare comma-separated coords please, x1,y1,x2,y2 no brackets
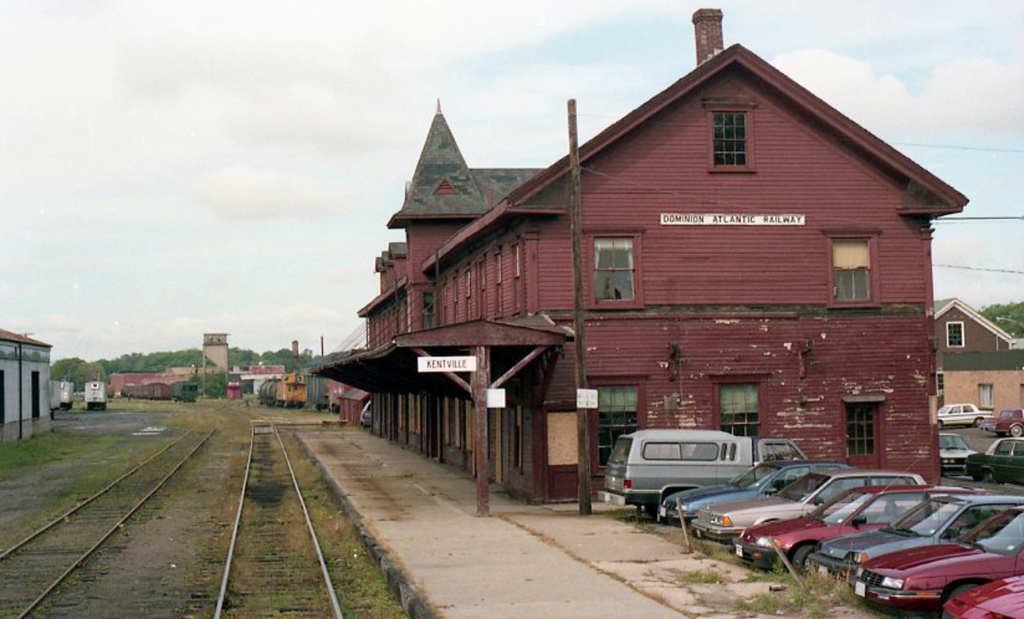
0,329,52,443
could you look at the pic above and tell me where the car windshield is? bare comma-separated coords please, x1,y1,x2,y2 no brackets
777,473,828,501
964,510,1024,556
728,464,778,489
811,491,872,524
940,435,970,451
886,497,963,536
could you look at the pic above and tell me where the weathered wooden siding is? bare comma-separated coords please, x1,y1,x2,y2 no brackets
542,313,937,481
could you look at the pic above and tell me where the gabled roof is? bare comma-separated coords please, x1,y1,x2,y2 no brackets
0,328,51,348
424,43,968,271
358,276,408,318
387,109,541,228
935,298,1013,343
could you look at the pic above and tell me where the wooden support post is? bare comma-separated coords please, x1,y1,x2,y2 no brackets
473,345,491,517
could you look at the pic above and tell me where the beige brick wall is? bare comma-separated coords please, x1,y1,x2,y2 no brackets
944,370,1024,411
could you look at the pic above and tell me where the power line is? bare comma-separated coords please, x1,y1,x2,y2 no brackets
937,216,1024,221
892,142,1024,154
935,264,1024,275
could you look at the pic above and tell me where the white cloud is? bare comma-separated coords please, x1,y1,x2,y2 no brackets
190,164,339,220
773,48,1024,141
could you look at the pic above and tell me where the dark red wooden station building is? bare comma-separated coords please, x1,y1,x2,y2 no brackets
315,9,967,505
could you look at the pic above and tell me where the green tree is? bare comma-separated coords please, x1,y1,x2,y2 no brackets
50,357,89,389
981,301,1024,338
201,372,227,399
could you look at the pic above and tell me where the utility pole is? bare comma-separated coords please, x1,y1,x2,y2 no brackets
568,99,592,515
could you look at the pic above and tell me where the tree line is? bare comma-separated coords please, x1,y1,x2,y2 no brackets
981,301,1024,338
50,347,316,390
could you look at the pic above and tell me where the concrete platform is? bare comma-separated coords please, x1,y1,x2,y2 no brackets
299,428,871,618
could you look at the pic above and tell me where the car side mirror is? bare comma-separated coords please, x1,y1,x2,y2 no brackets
850,516,867,527
765,486,779,495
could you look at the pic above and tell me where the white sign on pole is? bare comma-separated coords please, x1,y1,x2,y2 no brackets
417,356,477,373
577,388,599,409
487,388,506,409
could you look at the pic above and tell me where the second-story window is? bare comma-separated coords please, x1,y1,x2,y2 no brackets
495,251,503,317
947,321,964,348
594,238,634,301
423,292,435,329
831,238,873,303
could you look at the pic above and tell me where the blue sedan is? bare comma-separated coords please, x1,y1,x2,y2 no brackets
659,460,848,524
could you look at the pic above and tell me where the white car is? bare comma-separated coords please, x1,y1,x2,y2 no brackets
938,432,976,476
937,403,991,429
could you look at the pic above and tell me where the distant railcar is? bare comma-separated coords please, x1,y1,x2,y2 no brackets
257,379,280,407
305,374,330,411
276,372,306,408
172,381,198,402
124,382,173,400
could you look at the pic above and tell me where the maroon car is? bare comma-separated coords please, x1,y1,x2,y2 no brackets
943,575,1024,618
734,485,981,571
979,408,1024,437
852,506,1024,615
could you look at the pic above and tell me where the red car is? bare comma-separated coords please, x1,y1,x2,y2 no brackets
979,408,1024,437
852,506,1024,615
943,575,1024,618
734,485,981,571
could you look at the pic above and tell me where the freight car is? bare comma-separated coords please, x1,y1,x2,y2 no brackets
257,378,280,407
123,382,173,400
305,374,331,411
172,381,198,402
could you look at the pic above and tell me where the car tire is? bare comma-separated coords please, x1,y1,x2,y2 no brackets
944,582,979,603
974,417,984,427
983,468,997,484
791,544,815,571
937,420,944,430
1012,425,1023,437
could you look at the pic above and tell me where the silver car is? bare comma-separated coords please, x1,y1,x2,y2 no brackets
689,469,926,544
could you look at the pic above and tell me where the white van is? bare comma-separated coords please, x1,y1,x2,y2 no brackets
599,429,806,516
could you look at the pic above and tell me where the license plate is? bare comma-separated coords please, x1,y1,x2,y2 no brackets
735,544,743,558
693,528,703,538
658,506,667,518
855,581,866,597
818,564,828,575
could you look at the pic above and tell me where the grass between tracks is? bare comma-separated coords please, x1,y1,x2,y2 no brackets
280,431,407,619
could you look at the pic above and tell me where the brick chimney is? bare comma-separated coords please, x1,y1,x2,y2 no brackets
692,8,724,66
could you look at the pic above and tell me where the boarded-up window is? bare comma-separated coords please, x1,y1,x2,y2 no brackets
833,239,871,301
547,412,578,466
598,385,638,465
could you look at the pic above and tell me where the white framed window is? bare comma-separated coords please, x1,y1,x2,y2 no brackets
936,372,944,396
947,321,965,348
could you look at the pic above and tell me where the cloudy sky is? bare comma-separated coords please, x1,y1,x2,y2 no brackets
3,1,1022,361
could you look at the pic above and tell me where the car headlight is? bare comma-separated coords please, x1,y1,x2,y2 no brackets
755,536,774,548
881,576,905,589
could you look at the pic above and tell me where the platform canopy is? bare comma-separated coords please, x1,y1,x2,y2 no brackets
312,316,570,397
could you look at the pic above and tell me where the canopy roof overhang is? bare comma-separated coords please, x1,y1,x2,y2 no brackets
312,317,570,397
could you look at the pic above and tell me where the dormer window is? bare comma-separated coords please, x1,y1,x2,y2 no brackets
434,178,458,195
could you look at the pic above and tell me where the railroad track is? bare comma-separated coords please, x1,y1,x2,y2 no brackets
0,426,215,618
215,422,342,618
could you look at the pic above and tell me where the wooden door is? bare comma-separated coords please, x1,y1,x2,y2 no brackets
846,403,880,468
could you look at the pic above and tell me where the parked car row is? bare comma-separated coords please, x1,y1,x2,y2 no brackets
602,428,1024,615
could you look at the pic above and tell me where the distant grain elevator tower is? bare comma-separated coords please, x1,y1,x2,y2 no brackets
202,333,229,374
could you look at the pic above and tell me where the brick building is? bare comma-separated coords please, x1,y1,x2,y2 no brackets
316,10,967,502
